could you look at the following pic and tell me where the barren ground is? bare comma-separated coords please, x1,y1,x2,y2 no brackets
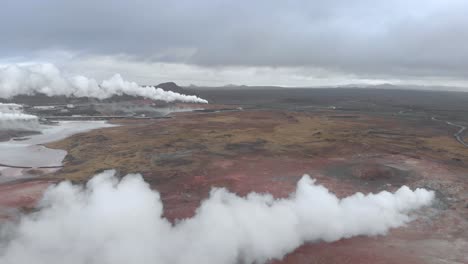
1,105,468,263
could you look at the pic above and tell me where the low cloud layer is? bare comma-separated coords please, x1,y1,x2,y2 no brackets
0,64,207,103
0,170,434,264
0,103,39,131
1,0,468,84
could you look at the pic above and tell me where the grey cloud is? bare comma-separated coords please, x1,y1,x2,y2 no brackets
1,0,468,80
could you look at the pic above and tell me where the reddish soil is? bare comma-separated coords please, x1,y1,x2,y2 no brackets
146,153,468,263
1,109,467,263
0,179,56,219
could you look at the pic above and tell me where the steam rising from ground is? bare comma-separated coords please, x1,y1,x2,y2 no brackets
94,102,204,117
0,170,434,264
0,64,207,103
0,103,39,131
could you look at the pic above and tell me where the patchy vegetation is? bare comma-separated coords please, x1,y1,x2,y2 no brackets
47,110,468,182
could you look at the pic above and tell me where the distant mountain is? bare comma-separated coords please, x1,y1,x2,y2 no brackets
369,83,467,92
154,82,203,98
190,84,282,90
187,84,199,89
186,83,468,92
327,83,467,92
154,82,186,94
222,84,248,88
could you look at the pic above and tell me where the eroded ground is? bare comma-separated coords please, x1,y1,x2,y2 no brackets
2,109,468,263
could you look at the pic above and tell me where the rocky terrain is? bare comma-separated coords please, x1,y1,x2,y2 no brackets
1,88,467,263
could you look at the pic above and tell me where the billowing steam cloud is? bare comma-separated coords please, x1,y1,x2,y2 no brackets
0,64,207,103
0,103,39,131
0,103,22,113
0,171,434,264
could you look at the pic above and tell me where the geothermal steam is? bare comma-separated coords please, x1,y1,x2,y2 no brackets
0,103,39,131
0,64,207,103
0,170,433,264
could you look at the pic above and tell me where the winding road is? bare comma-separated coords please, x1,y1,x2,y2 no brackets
432,116,468,147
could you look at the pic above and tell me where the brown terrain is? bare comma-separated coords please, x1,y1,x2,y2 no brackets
1,88,468,263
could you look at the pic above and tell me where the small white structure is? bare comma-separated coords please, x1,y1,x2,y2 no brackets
33,105,56,110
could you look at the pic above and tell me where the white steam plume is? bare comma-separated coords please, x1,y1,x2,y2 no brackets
0,104,23,113
0,171,434,264
0,103,39,131
0,64,208,103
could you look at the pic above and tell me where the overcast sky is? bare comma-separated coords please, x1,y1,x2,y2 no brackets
1,0,467,87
